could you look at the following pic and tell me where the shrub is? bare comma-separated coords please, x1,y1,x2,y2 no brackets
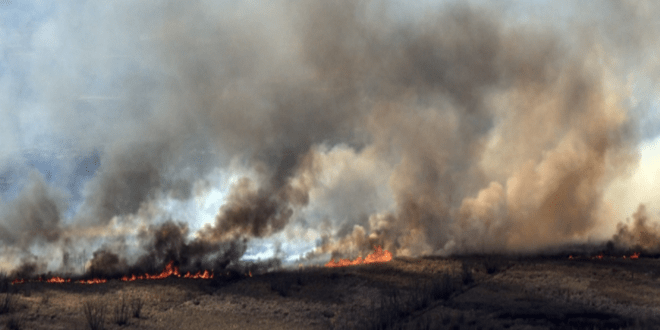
270,275,293,297
113,296,130,326
429,273,454,300
83,299,106,330
362,291,401,330
461,262,474,285
296,268,306,286
41,292,51,305
131,297,144,318
483,257,501,274
0,272,9,294
0,292,17,314
5,312,26,330
410,282,430,311
358,273,461,330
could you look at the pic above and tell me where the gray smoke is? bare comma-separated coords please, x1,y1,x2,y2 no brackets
0,0,658,274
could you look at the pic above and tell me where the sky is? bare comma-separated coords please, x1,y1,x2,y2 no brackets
1,0,660,273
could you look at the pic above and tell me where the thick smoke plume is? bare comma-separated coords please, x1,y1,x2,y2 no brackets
0,0,658,275
611,205,660,254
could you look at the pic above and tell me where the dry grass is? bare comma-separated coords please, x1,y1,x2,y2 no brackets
40,292,51,305
113,295,130,326
270,270,300,297
461,262,474,285
83,299,106,330
131,297,144,318
483,256,503,274
0,292,18,314
0,256,658,329
5,312,26,330
0,272,10,293
358,273,461,330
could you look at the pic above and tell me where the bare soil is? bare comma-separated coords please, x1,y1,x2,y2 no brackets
1,255,659,329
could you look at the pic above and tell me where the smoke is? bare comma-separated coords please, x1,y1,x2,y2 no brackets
0,171,66,249
0,0,658,274
611,204,660,254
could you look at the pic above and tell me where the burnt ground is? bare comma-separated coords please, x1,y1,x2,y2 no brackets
1,255,659,329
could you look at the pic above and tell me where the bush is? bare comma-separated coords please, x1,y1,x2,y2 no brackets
461,262,474,285
5,313,26,330
83,299,106,330
360,273,460,330
362,290,402,330
113,296,130,326
483,257,501,275
270,275,293,297
41,292,51,305
296,268,306,286
410,282,430,311
0,272,9,294
0,292,17,314
429,273,454,300
131,297,144,318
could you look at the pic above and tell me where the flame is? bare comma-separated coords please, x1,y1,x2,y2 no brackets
568,252,641,260
46,277,71,283
77,278,107,284
325,246,393,268
146,260,181,280
183,270,213,279
122,261,213,281
11,260,215,285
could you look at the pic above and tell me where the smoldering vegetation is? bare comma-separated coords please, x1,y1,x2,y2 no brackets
0,0,659,275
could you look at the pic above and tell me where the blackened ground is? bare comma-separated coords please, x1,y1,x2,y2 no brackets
0,255,659,329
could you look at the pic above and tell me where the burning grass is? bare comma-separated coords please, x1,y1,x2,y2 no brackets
9,260,216,288
325,246,393,268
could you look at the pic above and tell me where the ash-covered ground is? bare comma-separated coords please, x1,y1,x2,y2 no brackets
1,254,659,330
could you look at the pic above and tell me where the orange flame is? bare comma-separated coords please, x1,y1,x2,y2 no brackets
568,252,641,260
122,261,214,281
77,278,107,284
46,277,71,283
12,260,216,285
325,246,393,268
183,270,213,279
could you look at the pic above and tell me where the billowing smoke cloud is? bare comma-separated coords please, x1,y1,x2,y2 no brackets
0,0,658,274
299,1,642,258
611,204,660,254
0,171,66,248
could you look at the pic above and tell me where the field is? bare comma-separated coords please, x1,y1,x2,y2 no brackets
0,255,659,329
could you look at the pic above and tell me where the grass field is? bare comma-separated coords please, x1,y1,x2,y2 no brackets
0,254,659,329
